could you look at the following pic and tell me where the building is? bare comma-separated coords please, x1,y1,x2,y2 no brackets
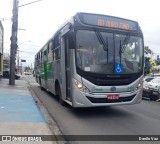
0,21,4,74
3,53,10,71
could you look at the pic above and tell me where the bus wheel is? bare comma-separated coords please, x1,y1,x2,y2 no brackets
39,77,43,90
57,84,65,106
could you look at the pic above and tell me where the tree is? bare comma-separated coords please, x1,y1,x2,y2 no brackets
155,59,160,65
144,57,150,74
144,46,155,75
24,66,31,71
144,46,152,54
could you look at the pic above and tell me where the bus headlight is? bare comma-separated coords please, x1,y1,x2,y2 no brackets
136,81,143,90
73,79,90,93
76,81,83,89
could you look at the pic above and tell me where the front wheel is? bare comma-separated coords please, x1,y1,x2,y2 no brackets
39,77,43,90
56,84,65,106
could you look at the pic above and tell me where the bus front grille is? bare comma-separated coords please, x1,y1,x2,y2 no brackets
86,76,134,86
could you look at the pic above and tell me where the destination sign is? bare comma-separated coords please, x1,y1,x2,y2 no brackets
79,13,138,31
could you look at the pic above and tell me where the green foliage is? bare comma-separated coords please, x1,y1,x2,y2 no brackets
144,46,152,54
155,59,160,65
144,46,155,75
24,66,31,71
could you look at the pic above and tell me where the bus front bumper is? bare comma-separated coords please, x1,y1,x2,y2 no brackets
72,88,142,107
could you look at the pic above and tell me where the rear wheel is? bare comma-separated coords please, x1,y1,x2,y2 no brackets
39,77,43,90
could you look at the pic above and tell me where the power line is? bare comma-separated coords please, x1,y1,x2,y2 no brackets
19,0,43,8
18,43,41,47
18,50,36,54
3,41,41,47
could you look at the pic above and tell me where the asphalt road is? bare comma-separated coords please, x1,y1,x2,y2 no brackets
26,75,160,144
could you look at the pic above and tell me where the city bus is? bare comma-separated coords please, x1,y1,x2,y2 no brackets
34,12,144,107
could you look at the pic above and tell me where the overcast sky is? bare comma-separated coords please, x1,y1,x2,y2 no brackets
0,0,160,67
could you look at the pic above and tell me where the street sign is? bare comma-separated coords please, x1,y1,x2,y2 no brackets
21,59,26,62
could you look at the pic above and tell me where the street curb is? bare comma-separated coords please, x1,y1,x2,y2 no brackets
28,85,68,144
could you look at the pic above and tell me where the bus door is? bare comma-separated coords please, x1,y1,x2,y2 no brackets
64,35,72,101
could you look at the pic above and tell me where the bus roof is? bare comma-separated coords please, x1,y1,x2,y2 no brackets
35,12,141,55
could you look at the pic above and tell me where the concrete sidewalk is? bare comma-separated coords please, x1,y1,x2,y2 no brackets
0,78,57,144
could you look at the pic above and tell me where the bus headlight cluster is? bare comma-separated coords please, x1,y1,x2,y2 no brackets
73,79,90,93
136,81,143,90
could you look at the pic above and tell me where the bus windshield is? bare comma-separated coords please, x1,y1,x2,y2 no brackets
76,30,143,74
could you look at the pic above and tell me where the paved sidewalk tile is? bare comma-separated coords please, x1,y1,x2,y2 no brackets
0,79,57,144
0,94,46,122
0,122,52,135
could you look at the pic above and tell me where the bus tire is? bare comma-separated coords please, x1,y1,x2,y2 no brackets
56,83,65,106
39,77,43,90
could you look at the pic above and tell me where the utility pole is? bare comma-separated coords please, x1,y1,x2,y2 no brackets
9,0,19,85
17,49,19,73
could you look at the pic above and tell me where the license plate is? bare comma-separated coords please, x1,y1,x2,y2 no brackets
107,94,119,100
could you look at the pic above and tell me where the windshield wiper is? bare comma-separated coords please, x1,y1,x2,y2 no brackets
119,35,130,64
120,35,130,53
96,31,108,51
95,31,109,63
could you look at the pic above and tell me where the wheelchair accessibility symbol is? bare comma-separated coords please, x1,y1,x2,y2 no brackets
114,64,123,74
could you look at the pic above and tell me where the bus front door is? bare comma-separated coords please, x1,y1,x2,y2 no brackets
64,36,72,101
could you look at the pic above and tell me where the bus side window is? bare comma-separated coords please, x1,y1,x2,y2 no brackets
48,41,53,62
39,51,42,65
38,52,40,65
44,50,47,56
36,54,39,66
52,39,55,61
39,52,41,64
54,34,61,60
37,54,39,66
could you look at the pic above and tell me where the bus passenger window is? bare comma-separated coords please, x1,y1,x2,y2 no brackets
55,48,61,60
48,41,53,62
54,34,61,60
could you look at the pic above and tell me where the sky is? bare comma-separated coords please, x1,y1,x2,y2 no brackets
0,0,160,67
